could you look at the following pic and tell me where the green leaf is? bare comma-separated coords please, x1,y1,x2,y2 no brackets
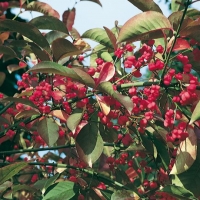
111,190,139,200
190,101,200,125
117,11,172,43
75,122,104,167
186,8,200,20
99,124,118,143
160,185,197,200
146,127,170,170
170,127,197,175
171,142,200,196
0,19,50,53
51,38,81,61
0,162,28,184
128,0,162,13
0,45,17,61
171,0,185,12
9,40,51,61
34,173,60,193
115,59,123,76
0,181,12,193
100,51,113,62
26,2,60,19
37,117,59,147
1,97,38,109
98,82,133,114
29,16,68,34
67,109,84,133
82,28,114,50
80,0,102,7
45,31,68,44
101,190,113,200
27,61,95,88
43,181,78,200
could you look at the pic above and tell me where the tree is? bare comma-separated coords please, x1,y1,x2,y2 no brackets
0,0,200,199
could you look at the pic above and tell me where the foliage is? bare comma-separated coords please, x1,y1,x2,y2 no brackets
0,0,200,199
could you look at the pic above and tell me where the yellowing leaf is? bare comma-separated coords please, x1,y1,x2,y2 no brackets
117,11,172,43
95,94,110,116
26,2,60,19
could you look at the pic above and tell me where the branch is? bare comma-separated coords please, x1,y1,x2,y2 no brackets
160,0,191,83
0,143,124,155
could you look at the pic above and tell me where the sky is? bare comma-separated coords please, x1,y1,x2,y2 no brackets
14,0,171,35
12,0,200,39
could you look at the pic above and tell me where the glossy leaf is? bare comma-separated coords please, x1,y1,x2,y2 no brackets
80,0,102,6
98,82,133,115
0,162,28,184
96,62,115,86
128,0,162,13
0,19,50,53
37,117,59,147
160,185,196,200
62,8,76,31
26,2,60,19
189,101,200,125
29,16,68,34
170,127,197,175
34,173,59,193
171,0,185,12
75,122,104,167
51,38,81,61
27,61,95,88
43,181,78,200
82,28,114,50
45,31,68,44
117,11,172,43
